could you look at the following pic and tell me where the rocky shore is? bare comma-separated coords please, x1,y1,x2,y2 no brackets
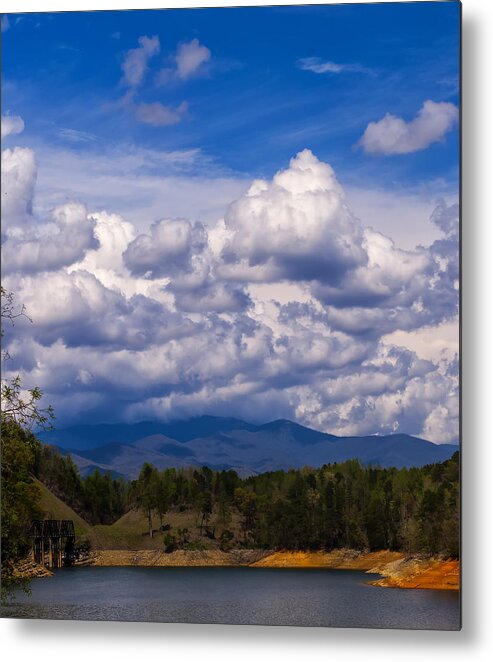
12,559,53,580
367,556,460,590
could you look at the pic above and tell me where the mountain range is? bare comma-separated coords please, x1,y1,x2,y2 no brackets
38,415,458,479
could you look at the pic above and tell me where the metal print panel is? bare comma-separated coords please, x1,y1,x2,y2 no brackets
0,1,461,630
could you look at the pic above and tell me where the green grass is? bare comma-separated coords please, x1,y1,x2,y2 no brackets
34,478,244,551
34,477,95,543
93,506,244,550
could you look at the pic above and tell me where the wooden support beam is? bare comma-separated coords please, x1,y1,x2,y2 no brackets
30,520,76,568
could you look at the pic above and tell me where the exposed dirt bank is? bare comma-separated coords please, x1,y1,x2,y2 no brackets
90,549,270,567
368,556,459,590
251,549,404,569
87,548,459,590
253,550,459,590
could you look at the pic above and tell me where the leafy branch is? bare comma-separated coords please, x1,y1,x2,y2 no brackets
1,287,54,430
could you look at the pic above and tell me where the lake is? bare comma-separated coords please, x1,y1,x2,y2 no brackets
1,566,460,630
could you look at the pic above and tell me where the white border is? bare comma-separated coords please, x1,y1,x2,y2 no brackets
1,0,446,13
2,0,493,660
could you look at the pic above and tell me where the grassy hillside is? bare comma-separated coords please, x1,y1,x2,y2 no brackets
93,505,244,551
34,477,95,543
35,477,243,551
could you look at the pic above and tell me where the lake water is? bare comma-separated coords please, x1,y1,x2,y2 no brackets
1,566,460,630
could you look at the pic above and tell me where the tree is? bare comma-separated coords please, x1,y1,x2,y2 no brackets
1,420,44,598
1,287,54,430
155,469,176,527
234,487,257,544
134,463,159,537
1,288,54,599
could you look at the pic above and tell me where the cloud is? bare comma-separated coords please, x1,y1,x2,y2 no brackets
2,201,100,275
155,38,212,86
298,57,369,75
123,218,251,313
121,35,160,88
135,100,188,127
1,113,25,139
220,149,367,284
1,146,37,231
57,128,97,143
311,228,430,308
30,140,249,232
1,134,99,273
420,199,459,322
382,319,459,365
2,137,459,443
175,39,211,79
124,218,205,278
3,270,195,352
288,346,459,443
344,185,446,250
73,210,136,276
118,36,210,129
359,100,458,155
430,197,459,238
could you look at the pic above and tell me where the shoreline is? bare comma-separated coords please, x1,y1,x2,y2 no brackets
14,549,459,591
85,548,459,590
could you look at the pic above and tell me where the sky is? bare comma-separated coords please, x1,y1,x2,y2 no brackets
1,2,460,442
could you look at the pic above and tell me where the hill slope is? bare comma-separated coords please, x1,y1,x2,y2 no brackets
34,477,94,542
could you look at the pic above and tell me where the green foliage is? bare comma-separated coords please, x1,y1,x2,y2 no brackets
1,286,54,431
132,463,160,537
13,441,459,561
1,288,54,599
122,454,460,557
163,532,177,553
35,446,128,525
1,420,43,599
82,471,127,525
1,376,55,431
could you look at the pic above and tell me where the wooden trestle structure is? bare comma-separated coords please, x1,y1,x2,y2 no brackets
30,520,76,568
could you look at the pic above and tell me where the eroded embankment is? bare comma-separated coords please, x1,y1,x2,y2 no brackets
87,548,459,590
90,549,270,567
252,550,459,590
367,556,460,590
251,549,404,569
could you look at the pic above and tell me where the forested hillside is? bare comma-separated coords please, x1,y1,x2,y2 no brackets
36,443,460,558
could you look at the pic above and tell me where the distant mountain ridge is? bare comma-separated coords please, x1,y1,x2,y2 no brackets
38,415,458,479
39,416,258,450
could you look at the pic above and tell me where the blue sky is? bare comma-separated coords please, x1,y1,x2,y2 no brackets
1,3,460,440
3,3,459,186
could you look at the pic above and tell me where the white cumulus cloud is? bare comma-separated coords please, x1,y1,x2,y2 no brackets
1,138,460,443
2,201,100,274
124,218,204,278
359,100,458,155
221,149,366,284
